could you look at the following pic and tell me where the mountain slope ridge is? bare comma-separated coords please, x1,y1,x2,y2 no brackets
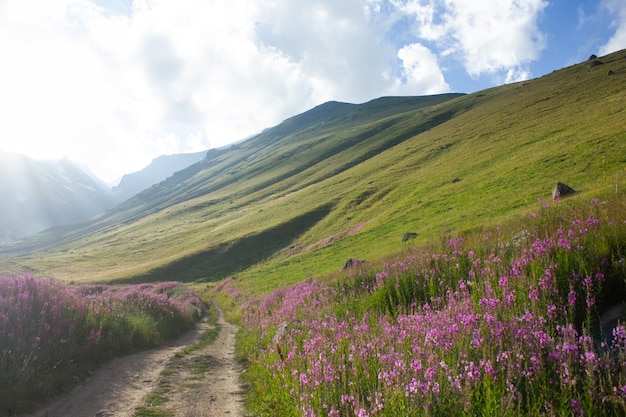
0,50,624,291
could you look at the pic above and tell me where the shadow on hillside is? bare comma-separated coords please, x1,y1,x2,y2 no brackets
116,203,335,284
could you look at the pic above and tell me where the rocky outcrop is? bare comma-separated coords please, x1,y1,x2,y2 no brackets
552,182,576,200
342,258,368,270
588,54,603,70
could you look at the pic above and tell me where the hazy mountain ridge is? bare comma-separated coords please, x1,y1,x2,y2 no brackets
0,94,462,254
111,151,208,203
0,151,114,242
0,150,211,243
0,50,624,286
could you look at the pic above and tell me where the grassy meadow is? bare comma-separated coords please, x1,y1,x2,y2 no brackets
0,279,204,415
0,50,624,294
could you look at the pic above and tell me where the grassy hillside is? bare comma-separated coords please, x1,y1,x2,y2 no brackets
0,50,624,295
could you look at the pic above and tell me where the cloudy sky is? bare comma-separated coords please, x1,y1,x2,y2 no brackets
0,0,624,184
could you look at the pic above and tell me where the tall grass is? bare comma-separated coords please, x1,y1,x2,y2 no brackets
237,194,626,416
0,279,203,415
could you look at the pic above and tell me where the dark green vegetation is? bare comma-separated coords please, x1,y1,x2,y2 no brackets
0,50,624,297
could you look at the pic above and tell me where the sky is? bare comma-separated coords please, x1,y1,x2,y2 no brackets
0,0,624,185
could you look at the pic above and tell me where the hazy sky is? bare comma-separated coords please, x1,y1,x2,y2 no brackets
0,0,624,184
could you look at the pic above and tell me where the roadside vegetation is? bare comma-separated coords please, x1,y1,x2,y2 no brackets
0,280,204,415
235,191,626,416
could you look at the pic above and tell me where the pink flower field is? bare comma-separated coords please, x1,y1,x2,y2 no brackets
239,197,626,416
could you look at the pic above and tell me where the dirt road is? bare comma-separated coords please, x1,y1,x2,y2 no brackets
27,302,244,417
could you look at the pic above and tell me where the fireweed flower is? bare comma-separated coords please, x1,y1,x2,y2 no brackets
567,290,577,307
240,199,626,416
613,385,626,399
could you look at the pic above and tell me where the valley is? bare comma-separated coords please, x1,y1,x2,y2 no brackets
0,49,625,417
0,50,624,295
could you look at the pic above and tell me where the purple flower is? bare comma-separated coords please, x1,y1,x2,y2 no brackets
299,372,309,385
567,291,577,307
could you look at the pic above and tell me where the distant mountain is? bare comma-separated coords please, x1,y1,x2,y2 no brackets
0,151,114,242
111,151,208,203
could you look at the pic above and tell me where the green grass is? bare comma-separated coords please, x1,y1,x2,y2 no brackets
133,407,173,417
176,299,221,356
0,50,624,298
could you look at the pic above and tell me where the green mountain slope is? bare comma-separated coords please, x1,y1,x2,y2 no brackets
1,50,624,294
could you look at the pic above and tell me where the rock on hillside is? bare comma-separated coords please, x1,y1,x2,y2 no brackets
0,151,114,242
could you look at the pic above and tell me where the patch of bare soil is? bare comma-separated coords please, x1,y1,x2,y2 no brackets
25,302,244,417
156,302,245,417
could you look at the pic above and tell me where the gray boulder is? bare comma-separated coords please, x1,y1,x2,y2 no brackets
402,232,418,242
342,258,368,270
588,59,603,69
552,182,576,200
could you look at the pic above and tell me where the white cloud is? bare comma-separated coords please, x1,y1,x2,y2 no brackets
505,67,530,84
391,0,548,81
254,0,402,103
0,0,555,183
0,0,316,182
600,0,626,55
0,1,122,158
396,43,450,94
